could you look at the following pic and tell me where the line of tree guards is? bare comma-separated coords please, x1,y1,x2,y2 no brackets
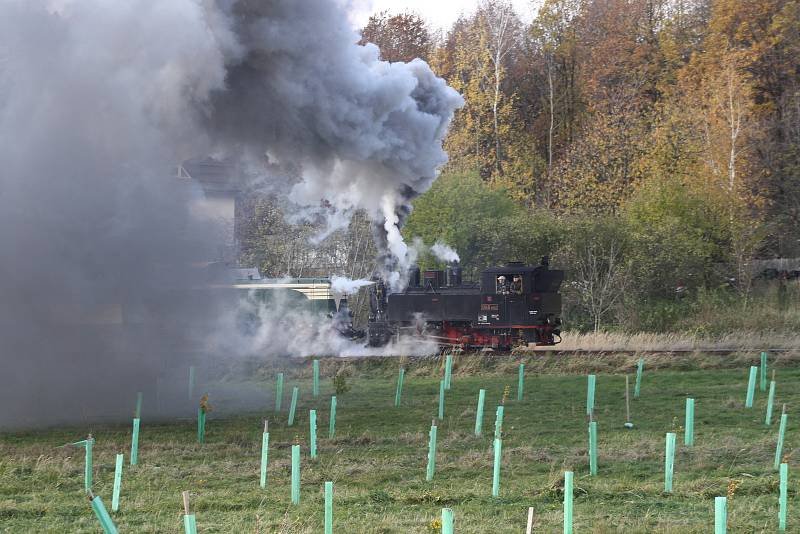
240,0,800,333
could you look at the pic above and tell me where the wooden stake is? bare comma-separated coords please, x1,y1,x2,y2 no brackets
526,507,534,534
182,491,190,515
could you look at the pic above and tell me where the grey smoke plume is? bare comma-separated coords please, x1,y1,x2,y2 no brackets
0,0,459,427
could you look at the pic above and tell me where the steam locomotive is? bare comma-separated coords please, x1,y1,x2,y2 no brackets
368,258,564,351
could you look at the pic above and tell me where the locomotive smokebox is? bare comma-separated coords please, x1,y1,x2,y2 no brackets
446,263,462,287
409,265,421,287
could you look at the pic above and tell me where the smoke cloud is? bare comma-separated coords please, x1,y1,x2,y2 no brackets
0,0,459,427
431,241,461,263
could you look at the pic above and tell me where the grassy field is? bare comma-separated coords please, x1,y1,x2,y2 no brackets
0,353,797,533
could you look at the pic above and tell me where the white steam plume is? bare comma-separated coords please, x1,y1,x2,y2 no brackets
430,241,461,263
330,276,374,295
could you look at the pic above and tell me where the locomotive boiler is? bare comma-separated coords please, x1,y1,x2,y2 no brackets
368,258,564,351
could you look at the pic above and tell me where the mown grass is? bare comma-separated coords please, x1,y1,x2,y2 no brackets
0,354,797,533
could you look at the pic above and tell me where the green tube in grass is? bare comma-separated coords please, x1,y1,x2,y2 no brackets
665,432,676,493
329,396,337,439
130,418,140,466
775,408,788,470
589,421,598,476
779,462,788,531
394,368,405,407
517,363,524,401
492,438,502,497
291,445,301,504
276,373,284,411
475,389,486,436
426,420,437,481
760,351,768,392
259,421,269,489
324,481,333,534
766,380,776,426
444,354,452,390
745,366,758,408
111,454,123,512
586,374,596,416
90,495,119,534
714,496,727,534
634,358,644,399
563,471,574,534
197,408,206,444
441,507,454,534
438,380,445,419
494,405,504,439
288,386,299,426
310,409,318,459
183,514,197,534
685,398,695,447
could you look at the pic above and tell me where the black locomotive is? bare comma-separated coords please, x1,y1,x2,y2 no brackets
368,258,563,351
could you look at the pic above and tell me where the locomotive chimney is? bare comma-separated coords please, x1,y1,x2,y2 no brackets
409,265,421,287
446,262,462,287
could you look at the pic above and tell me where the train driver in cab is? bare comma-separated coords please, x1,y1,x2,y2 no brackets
512,275,523,294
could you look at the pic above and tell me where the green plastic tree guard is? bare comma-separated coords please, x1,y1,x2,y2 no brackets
259,424,269,489
634,358,644,399
426,422,437,481
586,375,596,416
779,462,788,531
276,373,284,411
325,481,333,534
589,421,598,476
111,454,123,512
438,380,445,419
444,354,453,390
313,359,320,397
395,368,405,407
197,408,206,444
517,363,525,401
130,418,140,466
90,496,119,534
69,437,95,494
188,366,195,401
760,352,768,392
492,438,502,497
775,410,788,470
288,386,299,426
745,366,758,408
475,389,486,436
563,471,574,534
665,432,676,493
291,445,301,505
442,507,454,534
329,396,337,439
310,410,318,459
183,514,197,534
766,380,776,426
714,496,727,534
494,405,504,439
685,398,695,447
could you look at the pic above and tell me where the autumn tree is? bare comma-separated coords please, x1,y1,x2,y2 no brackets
359,11,432,63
